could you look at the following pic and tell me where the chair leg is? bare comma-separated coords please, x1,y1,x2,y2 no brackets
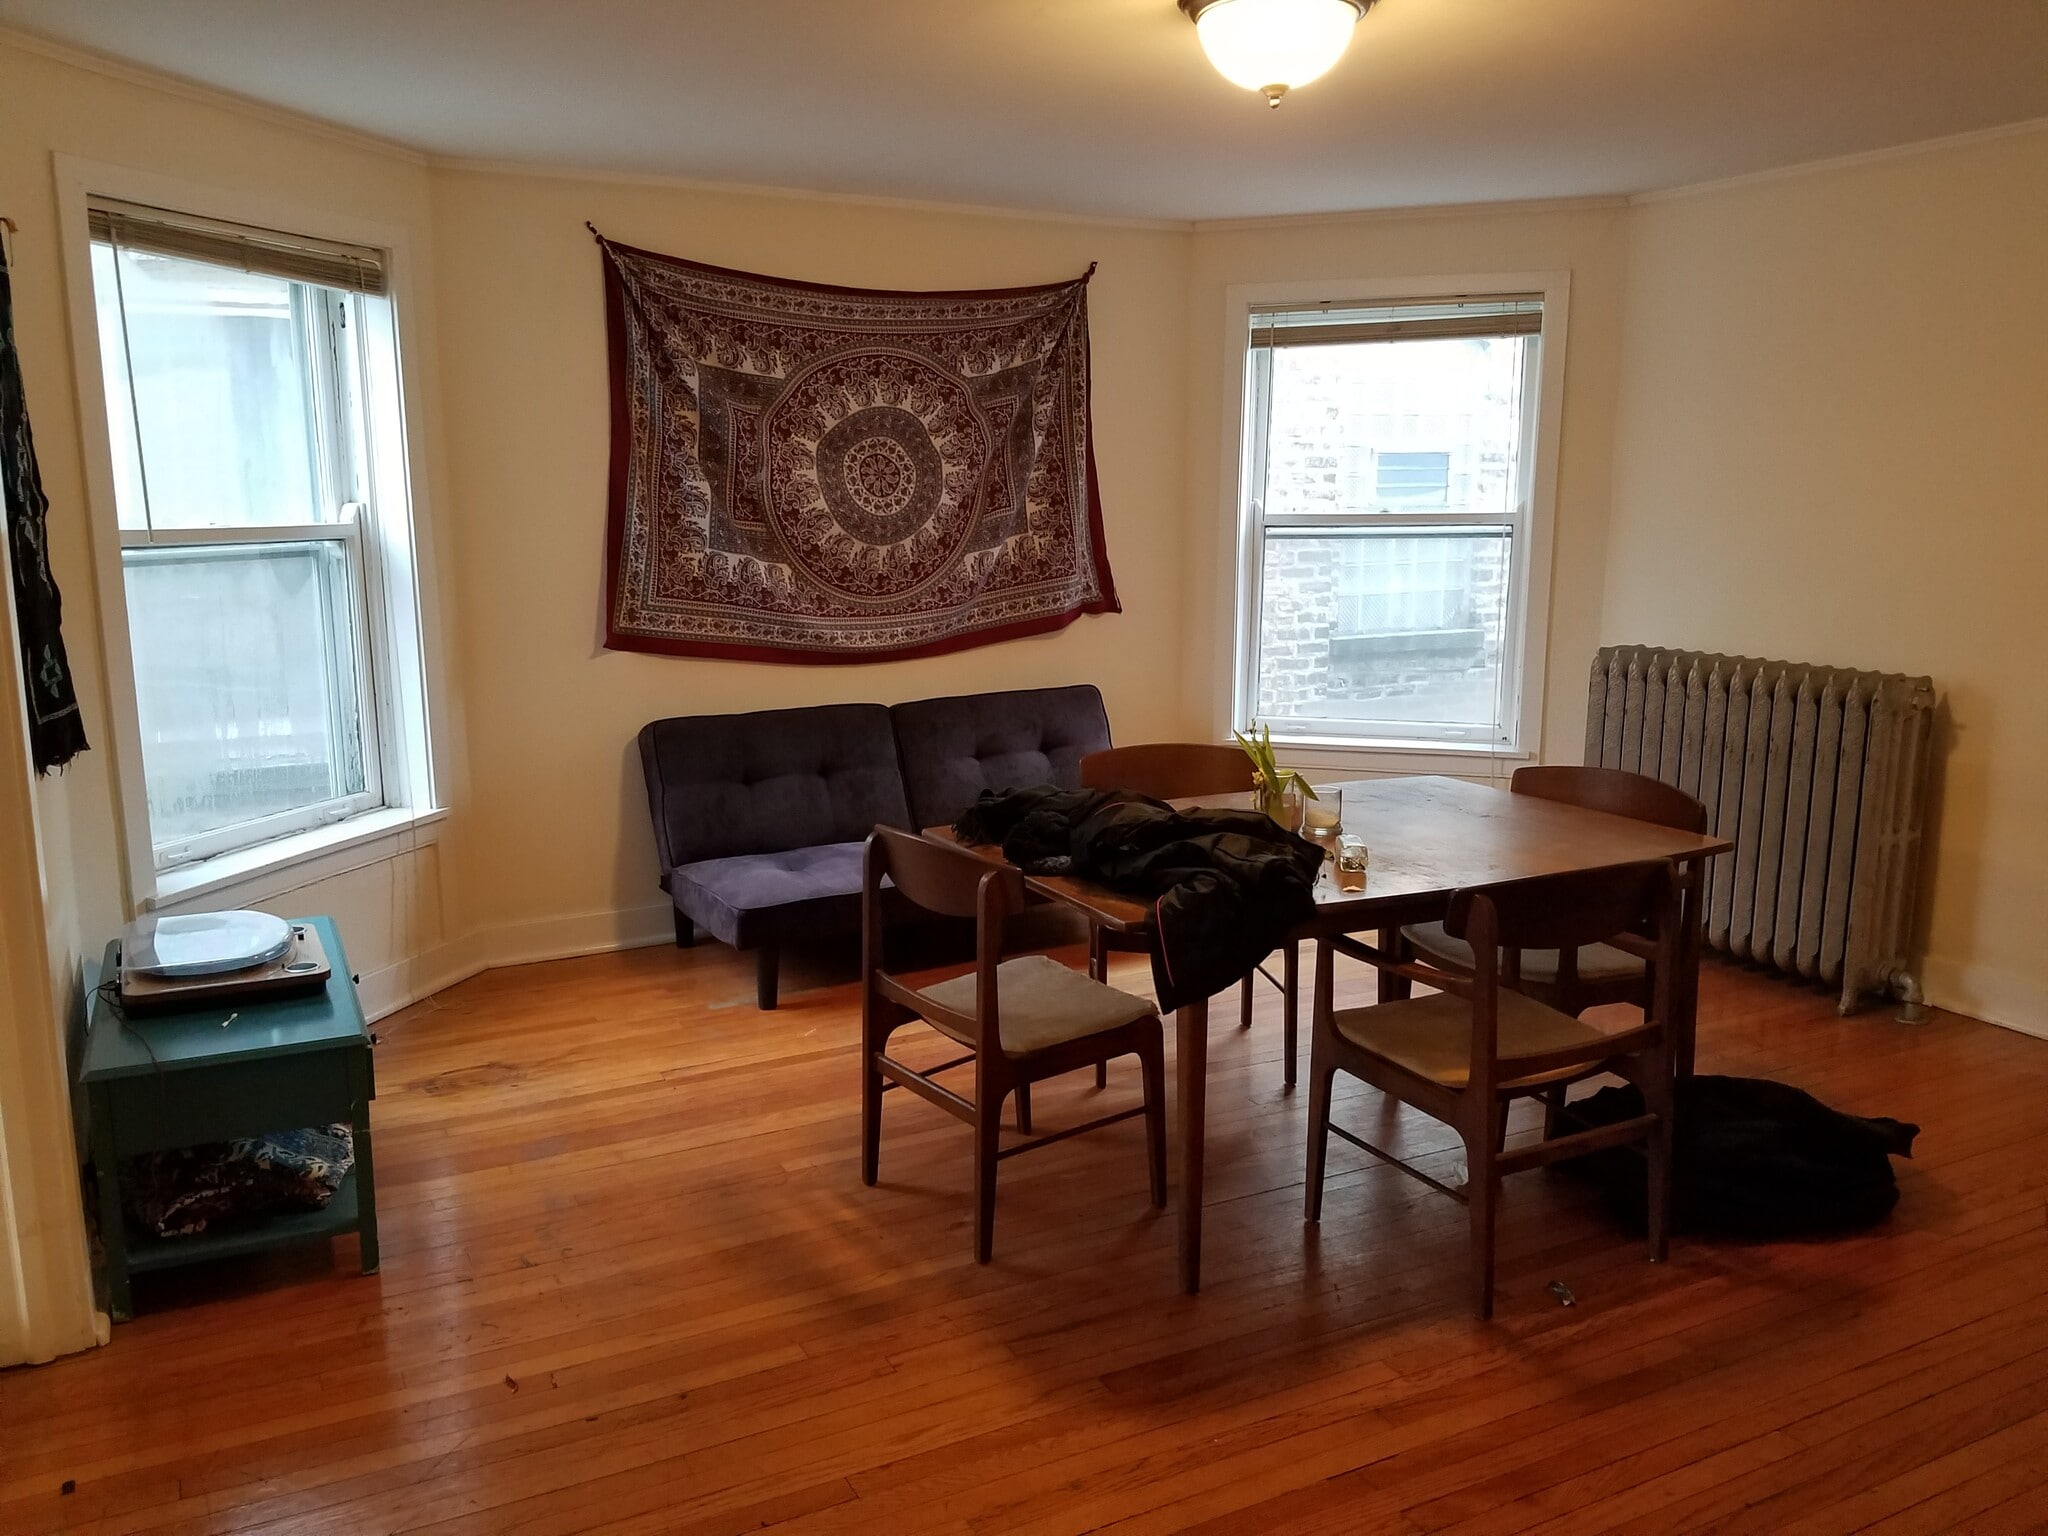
974,1080,1001,1265
1138,1033,1167,1208
1542,1084,1567,1141
860,1028,884,1188
1091,930,1111,1090
1643,1051,1675,1265
1015,1081,1033,1135
1646,1111,1673,1266
1466,1136,1499,1321
756,938,780,1011
673,911,695,948
1304,1047,1335,1223
1240,972,1255,1030
1282,941,1299,1089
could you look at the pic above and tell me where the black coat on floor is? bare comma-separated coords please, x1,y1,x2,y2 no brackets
1562,1074,1919,1238
954,787,1325,1011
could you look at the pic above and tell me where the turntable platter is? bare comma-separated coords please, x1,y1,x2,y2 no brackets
123,911,296,978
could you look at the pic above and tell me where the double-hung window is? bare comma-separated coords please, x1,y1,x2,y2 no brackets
88,200,405,871
1237,295,1547,751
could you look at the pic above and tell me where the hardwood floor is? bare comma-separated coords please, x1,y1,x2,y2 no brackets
6,937,2048,1535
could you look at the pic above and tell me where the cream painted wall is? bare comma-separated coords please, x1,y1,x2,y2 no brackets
1604,126,2048,1032
1182,202,1631,773
0,33,469,1029
428,169,1192,942
0,32,470,1356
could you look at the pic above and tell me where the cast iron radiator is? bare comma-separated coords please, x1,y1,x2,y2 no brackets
1585,646,1936,1014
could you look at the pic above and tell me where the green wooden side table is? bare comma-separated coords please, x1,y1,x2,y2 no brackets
80,915,379,1321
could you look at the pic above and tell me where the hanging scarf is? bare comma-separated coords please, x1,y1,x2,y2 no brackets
1,254,89,773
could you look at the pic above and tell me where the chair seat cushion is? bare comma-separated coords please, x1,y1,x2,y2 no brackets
917,955,1156,1057
1333,990,1625,1089
672,841,869,949
1400,922,1644,987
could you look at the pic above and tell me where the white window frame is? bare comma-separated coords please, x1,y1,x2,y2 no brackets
1213,272,1571,767
53,157,448,915
103,255,386,870
119,522,384,868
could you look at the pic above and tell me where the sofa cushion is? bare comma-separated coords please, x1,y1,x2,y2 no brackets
671,841,870,949
890,685,1111,830
639,703,911,871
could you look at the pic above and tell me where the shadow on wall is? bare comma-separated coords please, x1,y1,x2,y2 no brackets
66,956,98,1163
615,738,666,937
1907,692,1960,972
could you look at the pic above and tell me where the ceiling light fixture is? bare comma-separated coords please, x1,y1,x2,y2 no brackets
1180,0,1375,108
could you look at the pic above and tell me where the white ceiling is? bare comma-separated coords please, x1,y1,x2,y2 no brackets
7,0,2048,222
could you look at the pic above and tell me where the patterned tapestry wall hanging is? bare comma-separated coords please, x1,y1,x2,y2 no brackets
1,249,89,773
593,230,1120,663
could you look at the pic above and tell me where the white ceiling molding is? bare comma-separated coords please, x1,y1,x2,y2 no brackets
0,22,426,166
1627,112,2048,207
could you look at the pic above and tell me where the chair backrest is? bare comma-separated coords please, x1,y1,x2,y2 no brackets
1511,764,1708,834
1445,861,1681,1092
1079,742,1254,800
890,685,1111,829
1444,861,1671,954
865,826,1023,922
863,828,1020,1037
638,703,910,869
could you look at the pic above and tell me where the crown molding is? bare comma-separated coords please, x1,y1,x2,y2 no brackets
1631,114,2048,206
0,22,427,168
424,153,1195,234
1191,192,1628,234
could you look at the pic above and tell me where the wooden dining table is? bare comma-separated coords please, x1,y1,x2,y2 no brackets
935,774,1735,1293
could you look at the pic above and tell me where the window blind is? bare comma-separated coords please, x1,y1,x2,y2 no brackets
1251,295,1541,349
88,198,387,296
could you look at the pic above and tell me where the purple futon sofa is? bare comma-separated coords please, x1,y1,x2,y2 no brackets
638,685,1111,1009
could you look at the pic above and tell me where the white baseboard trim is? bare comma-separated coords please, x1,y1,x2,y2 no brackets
352,905,676,1022
1921,958,2048,1041
354,931,488,1023
487,904,677,969
357,908,2048,1048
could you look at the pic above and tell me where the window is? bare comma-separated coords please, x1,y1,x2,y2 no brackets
88,200,409,870
1372,451,1451,507
1237,295,1546,749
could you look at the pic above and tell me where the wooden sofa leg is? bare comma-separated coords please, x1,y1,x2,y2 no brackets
673,911,695,948
756,938,780,1011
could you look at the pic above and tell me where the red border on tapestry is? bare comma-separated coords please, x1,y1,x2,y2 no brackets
593,233,1119,666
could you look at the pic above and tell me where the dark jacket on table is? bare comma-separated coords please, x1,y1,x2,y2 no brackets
953,787,1325,1011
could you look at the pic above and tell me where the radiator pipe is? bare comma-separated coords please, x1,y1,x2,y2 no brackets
1888,969,1928,1024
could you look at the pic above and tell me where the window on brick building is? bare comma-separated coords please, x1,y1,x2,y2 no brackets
86,197,434,876
1236,295,1546,750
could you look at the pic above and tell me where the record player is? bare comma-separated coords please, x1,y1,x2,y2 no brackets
117,911,333,1014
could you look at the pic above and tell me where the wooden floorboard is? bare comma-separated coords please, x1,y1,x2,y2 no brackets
5,939,2048,1535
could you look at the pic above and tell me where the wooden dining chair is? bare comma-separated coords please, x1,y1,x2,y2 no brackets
1399,764,1706,1017
1078,743,1303,1087
861,826,1167,1263
1305,860,1682,1319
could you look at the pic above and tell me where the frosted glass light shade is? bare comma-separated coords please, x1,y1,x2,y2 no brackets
1184,0,1367,105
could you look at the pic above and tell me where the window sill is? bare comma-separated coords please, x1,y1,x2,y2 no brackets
1262,736,1534,782
144,805,446,913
